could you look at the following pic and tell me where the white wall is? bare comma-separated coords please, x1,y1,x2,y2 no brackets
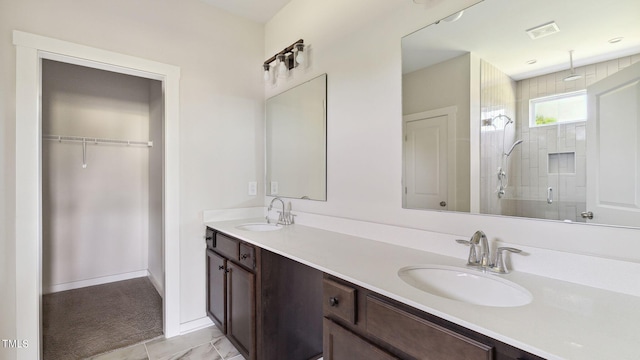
42,60,156,291
1,0,264,348
265,0,640,264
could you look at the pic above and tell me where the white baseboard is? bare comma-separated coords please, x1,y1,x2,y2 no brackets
42,270,148,294
179,317,214,336
147,270,164,297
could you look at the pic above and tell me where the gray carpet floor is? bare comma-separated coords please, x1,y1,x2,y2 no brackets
43,277,163,360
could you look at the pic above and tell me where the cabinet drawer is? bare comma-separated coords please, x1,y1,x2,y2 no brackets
365,296,493,360
323,279,356,324
239,243,255,269
205,227,215,250
215,233,239,260
324,318,399,360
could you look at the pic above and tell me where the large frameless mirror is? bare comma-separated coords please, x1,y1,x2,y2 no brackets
401,0,640,228
266,73,327,201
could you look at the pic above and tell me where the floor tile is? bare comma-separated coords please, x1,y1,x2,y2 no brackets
156,342,222,360
211,337,240,359
146,327,224,359
88,343,149,360
226,355,246,360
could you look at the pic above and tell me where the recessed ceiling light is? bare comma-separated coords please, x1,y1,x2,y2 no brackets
609,37,623,44
526,21,560,40
526,59,537,65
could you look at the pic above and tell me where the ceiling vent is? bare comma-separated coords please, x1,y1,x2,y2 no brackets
526,21,560,40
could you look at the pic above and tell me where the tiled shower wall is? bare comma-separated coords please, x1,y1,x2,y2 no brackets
479,60,516,215
511,53,640,221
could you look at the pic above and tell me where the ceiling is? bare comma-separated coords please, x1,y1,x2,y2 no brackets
200,0,293,23
402,0,640,79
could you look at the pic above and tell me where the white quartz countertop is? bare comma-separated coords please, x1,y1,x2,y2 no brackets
204,218,640,360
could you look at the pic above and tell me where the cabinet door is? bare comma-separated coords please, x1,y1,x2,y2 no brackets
227,261,256,360
324,318,399,360
206,250,227,332
366,296,492,360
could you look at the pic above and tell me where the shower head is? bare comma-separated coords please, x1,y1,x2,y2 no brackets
492,114,513,125
505,139,523,156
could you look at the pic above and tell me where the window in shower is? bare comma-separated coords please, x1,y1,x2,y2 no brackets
529,90,587,127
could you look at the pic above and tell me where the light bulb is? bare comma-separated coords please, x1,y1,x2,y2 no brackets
277,54,288,78
262,64,271,82
294,43,305,65
278,61,287,77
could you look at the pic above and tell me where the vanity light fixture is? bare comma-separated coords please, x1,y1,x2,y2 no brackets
263,39,304,83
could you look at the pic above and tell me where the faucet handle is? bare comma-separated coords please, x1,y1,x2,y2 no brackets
490,247,522,274
456,239,479,266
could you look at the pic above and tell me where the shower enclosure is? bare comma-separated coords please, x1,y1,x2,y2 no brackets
480,60,586,222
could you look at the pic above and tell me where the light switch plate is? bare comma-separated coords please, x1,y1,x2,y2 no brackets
248,181,257,196
270,181,278,195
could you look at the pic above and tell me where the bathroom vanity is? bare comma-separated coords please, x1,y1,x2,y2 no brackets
204,215,640,360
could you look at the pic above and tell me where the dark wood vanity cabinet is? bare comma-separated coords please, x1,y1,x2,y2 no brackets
205,227,323,360
322,275,545,360
226,261,256,357
206,229,257,359
206,249,227,332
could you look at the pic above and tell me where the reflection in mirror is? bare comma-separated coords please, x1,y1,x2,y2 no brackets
402,0,640,228
266,74,327,201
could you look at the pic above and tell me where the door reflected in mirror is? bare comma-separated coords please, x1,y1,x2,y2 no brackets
401,0,640,228
266,74,327,201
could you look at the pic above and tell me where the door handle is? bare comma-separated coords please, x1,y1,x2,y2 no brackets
439,201,447,207
547,187,553,204
581,211,594,219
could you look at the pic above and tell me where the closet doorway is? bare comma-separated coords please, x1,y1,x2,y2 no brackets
41,59,164,359
14,31,181,360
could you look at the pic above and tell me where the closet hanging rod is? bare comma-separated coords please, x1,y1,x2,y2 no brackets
43,134,153,147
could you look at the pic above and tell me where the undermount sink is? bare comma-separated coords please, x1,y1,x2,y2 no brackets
235,223,282,232
398,265,532,307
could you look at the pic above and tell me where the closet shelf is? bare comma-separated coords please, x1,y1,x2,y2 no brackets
43,134,153,147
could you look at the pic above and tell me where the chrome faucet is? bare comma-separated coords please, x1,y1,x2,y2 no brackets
268,197,295,225
456,231,522,274
456,230,489,268
471,230,491,267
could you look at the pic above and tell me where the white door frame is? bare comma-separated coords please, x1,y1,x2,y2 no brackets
13,31,181,360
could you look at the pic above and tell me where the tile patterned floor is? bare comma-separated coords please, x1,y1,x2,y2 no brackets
88,326,245,360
